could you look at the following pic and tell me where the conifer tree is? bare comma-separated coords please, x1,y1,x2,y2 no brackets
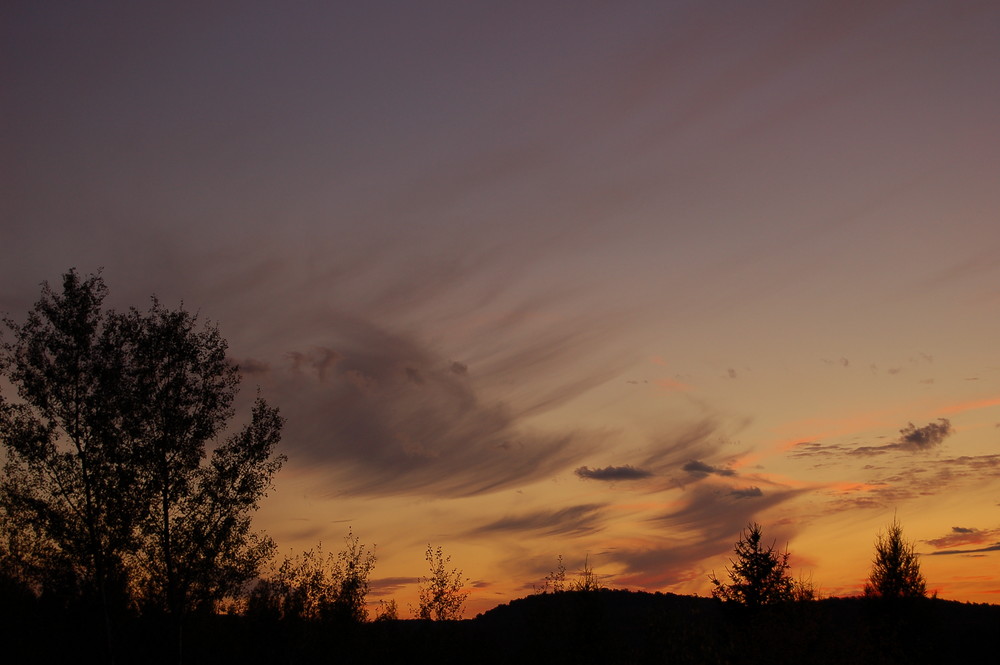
864,516,926,598
710,522,793,606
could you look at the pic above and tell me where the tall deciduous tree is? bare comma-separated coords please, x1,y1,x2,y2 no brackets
0,271,136,618
0,270,285,622
864,516,926,599
710,522,794,607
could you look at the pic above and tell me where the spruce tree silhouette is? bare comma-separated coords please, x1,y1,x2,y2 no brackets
864,515,926,598
709,522,793,606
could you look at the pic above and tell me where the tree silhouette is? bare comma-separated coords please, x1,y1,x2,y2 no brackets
249,530,376,622
537,554,567,594
571,554,604,592
416,544,468,620
710,522,793,606
864,516,926,599
110,300,286,620
1,271,138,655
0,269,284,656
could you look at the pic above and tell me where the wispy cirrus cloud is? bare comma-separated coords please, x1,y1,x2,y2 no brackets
925,526,1000,550
607,482,806,589
469,504,609,538
925,543,1000,556
248,306,622,498
571,418,751,494
789,418,954,460
820,454,1000,513
850,418,953,455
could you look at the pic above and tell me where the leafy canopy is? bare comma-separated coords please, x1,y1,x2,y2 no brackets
0,269,285,617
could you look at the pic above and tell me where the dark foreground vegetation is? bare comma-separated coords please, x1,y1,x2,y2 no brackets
4,588,998,665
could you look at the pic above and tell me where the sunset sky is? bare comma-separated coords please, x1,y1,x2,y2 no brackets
3,0,1000,615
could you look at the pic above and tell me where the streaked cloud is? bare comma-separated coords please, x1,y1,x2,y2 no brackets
926,527,1000,550
469,504,608,538
682,459,735,478
729,486,763,499
791,419,955,460
851,419,954,456
259,310,618,498
607,483,804,588
575,465,654,481
925,543,1000,556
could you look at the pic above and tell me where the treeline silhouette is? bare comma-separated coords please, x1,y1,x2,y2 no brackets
4,583,999,664
2,271,996,664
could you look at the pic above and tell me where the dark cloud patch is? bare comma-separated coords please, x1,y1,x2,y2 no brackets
727,368,737,379
369,576,419,597
799,419,956,459
852,418,953,455
286,347,342,380
729,486,763,499
897,418,952,450
450,361,468,376
683,459,735,478
925,526,1000,550
469,504,608,538
239,357,271,374
925,543,1000,556
575,465,653,481
263,311,613,498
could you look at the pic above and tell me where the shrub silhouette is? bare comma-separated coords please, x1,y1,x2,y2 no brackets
249,529,375,622
864,515,926,599
374,598,398,621
710,522,793,606
416,544,468,620
571,554,604,592
536,554,567,594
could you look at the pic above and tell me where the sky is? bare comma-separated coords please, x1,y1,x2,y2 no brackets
3,0,1000,615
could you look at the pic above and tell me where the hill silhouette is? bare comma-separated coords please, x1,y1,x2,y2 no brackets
6,588,998,664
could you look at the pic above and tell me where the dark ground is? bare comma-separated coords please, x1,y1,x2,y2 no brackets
4,589,998,664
